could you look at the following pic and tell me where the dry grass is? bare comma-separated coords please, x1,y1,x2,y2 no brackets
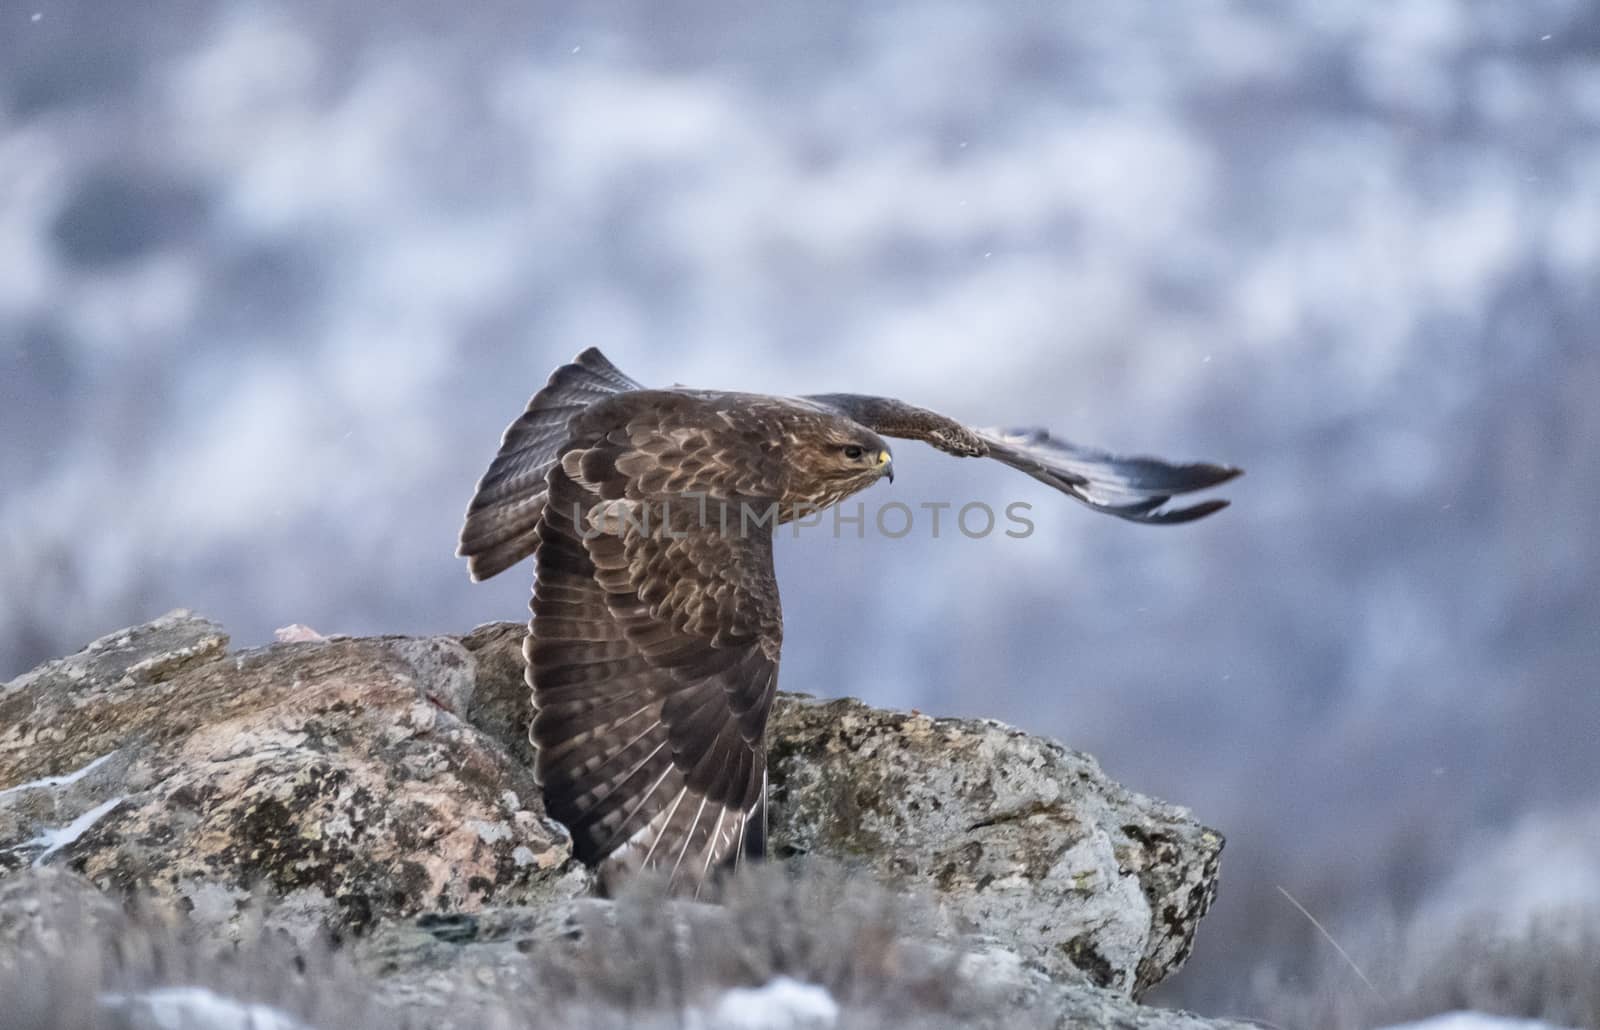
0,862,1050,1030
1240,906,1600,1030
0,871,378,1030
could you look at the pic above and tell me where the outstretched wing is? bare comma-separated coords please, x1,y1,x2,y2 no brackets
977,428,1240,524
805,393,1240,525
458,347,645,581
528,401,779,896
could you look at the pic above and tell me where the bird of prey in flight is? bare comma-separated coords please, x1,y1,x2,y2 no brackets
458,348,1239,895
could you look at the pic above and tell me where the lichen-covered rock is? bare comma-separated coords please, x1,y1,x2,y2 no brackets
452,623,1222,995
2,613,1225,1018
0,611,588,939
765,696,1223,996
457,620,539,769
453,622,1223,995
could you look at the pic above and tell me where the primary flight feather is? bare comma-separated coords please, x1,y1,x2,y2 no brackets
458,348,1239,895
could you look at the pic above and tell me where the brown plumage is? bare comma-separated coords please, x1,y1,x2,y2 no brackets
458,348,1240,895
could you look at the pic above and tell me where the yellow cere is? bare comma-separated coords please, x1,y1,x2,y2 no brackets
877,450,891,465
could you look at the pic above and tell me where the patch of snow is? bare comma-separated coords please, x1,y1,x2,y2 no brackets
706,977,840,1029
1380,1012,1576,1030
0,752,117,800
10,796,125,867
101,988,313,1030
274,624,327,643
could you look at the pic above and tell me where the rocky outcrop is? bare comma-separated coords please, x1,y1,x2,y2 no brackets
457,620,1222,996
0,612,1236,1028
767,697,1221,995
0,612,587,940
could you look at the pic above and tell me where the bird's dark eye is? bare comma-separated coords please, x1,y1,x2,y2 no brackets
843,445,865,460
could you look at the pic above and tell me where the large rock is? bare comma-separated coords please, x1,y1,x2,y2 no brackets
0,613,1234,1027
461,620,1222,996
767,697,1222,995
0,612,587,939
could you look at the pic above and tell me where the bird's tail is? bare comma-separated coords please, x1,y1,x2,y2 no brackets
457,348,643,580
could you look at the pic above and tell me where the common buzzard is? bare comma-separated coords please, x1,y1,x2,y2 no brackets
458,348,1238,894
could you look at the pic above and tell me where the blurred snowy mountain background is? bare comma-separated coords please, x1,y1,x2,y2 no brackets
3,0,1598,1015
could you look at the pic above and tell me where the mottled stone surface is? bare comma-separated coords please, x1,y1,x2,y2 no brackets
0,611,588,939
765,697,1223,996
458,620,539,769
454,622,1222,997
1,613,1228,1024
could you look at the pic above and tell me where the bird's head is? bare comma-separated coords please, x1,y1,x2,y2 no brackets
790,422,894,506
830,428,894,483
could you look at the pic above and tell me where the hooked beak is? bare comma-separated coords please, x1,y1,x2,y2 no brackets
878,450,894,483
